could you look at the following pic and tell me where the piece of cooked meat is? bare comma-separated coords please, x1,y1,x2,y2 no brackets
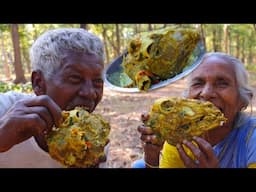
46,107,110,168
145,97,227,145
122,26,201,91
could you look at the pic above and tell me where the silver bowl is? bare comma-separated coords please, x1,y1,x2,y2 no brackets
103,40,206,93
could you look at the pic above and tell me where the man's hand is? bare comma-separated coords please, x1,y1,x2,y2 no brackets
0,95,62,152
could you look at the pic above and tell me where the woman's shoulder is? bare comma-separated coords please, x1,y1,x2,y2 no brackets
245,115,256,126
238,113,256,127
242,115,256,144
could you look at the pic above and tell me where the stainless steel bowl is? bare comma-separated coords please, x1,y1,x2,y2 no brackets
103,40,206,93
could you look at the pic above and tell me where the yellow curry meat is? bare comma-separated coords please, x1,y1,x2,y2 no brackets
122,26,201,91
145,97,227,145
46,107,110,168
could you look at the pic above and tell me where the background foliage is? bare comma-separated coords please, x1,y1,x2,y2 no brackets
0,24,256,85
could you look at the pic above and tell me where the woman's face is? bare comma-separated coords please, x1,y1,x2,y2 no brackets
187,56,244,128
41,50,104,112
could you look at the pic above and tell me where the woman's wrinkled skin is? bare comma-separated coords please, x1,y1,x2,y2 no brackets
138,55,245,168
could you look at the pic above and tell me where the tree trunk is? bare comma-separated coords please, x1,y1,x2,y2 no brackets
11,24,26,84
135,24,139,34
1,32,11,80
212,28,218,52
241,37,245,63
235,34,240,59
102,24,110,65
80,24,87,29
148,24,153,31
115,24,121,56
199,24,207,51
223,24,229,54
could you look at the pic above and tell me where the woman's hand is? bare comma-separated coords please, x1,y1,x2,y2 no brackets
176,136,219,168
0,95,62,152
137,113,163,167
97,139,110,168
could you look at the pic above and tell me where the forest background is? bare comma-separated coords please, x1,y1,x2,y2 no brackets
0,24,256,167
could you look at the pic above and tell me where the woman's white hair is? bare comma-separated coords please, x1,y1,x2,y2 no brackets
184,52,254,110
30,28,104,79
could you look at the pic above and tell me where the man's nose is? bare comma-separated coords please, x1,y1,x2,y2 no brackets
79,81,97,98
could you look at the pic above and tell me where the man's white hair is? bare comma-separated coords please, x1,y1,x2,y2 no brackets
30,28,104,79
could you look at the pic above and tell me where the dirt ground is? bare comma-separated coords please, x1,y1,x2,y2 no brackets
94,77,256,168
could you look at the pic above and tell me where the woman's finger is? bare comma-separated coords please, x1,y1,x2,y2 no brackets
176,143,197,168
141,112,150,122
137,124,154,134
192,136,215,159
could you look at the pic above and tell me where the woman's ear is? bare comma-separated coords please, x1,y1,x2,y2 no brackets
31,70,46,95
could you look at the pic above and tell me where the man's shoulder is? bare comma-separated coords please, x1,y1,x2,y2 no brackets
1,91,35,99
0,91,35,116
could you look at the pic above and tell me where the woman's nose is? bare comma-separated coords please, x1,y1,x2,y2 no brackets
200,84,216,100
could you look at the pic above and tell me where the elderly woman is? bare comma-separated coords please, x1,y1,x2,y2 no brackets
135,52,256,168
0,28,106,168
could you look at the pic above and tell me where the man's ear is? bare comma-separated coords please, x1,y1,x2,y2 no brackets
31,70,46,95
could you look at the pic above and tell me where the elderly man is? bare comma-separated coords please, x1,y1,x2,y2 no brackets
0,28,108,168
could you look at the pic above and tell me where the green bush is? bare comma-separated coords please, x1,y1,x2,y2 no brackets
0,82,33,93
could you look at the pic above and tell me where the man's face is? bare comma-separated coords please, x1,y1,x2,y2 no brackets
187,56,243,128
39,50,104,112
